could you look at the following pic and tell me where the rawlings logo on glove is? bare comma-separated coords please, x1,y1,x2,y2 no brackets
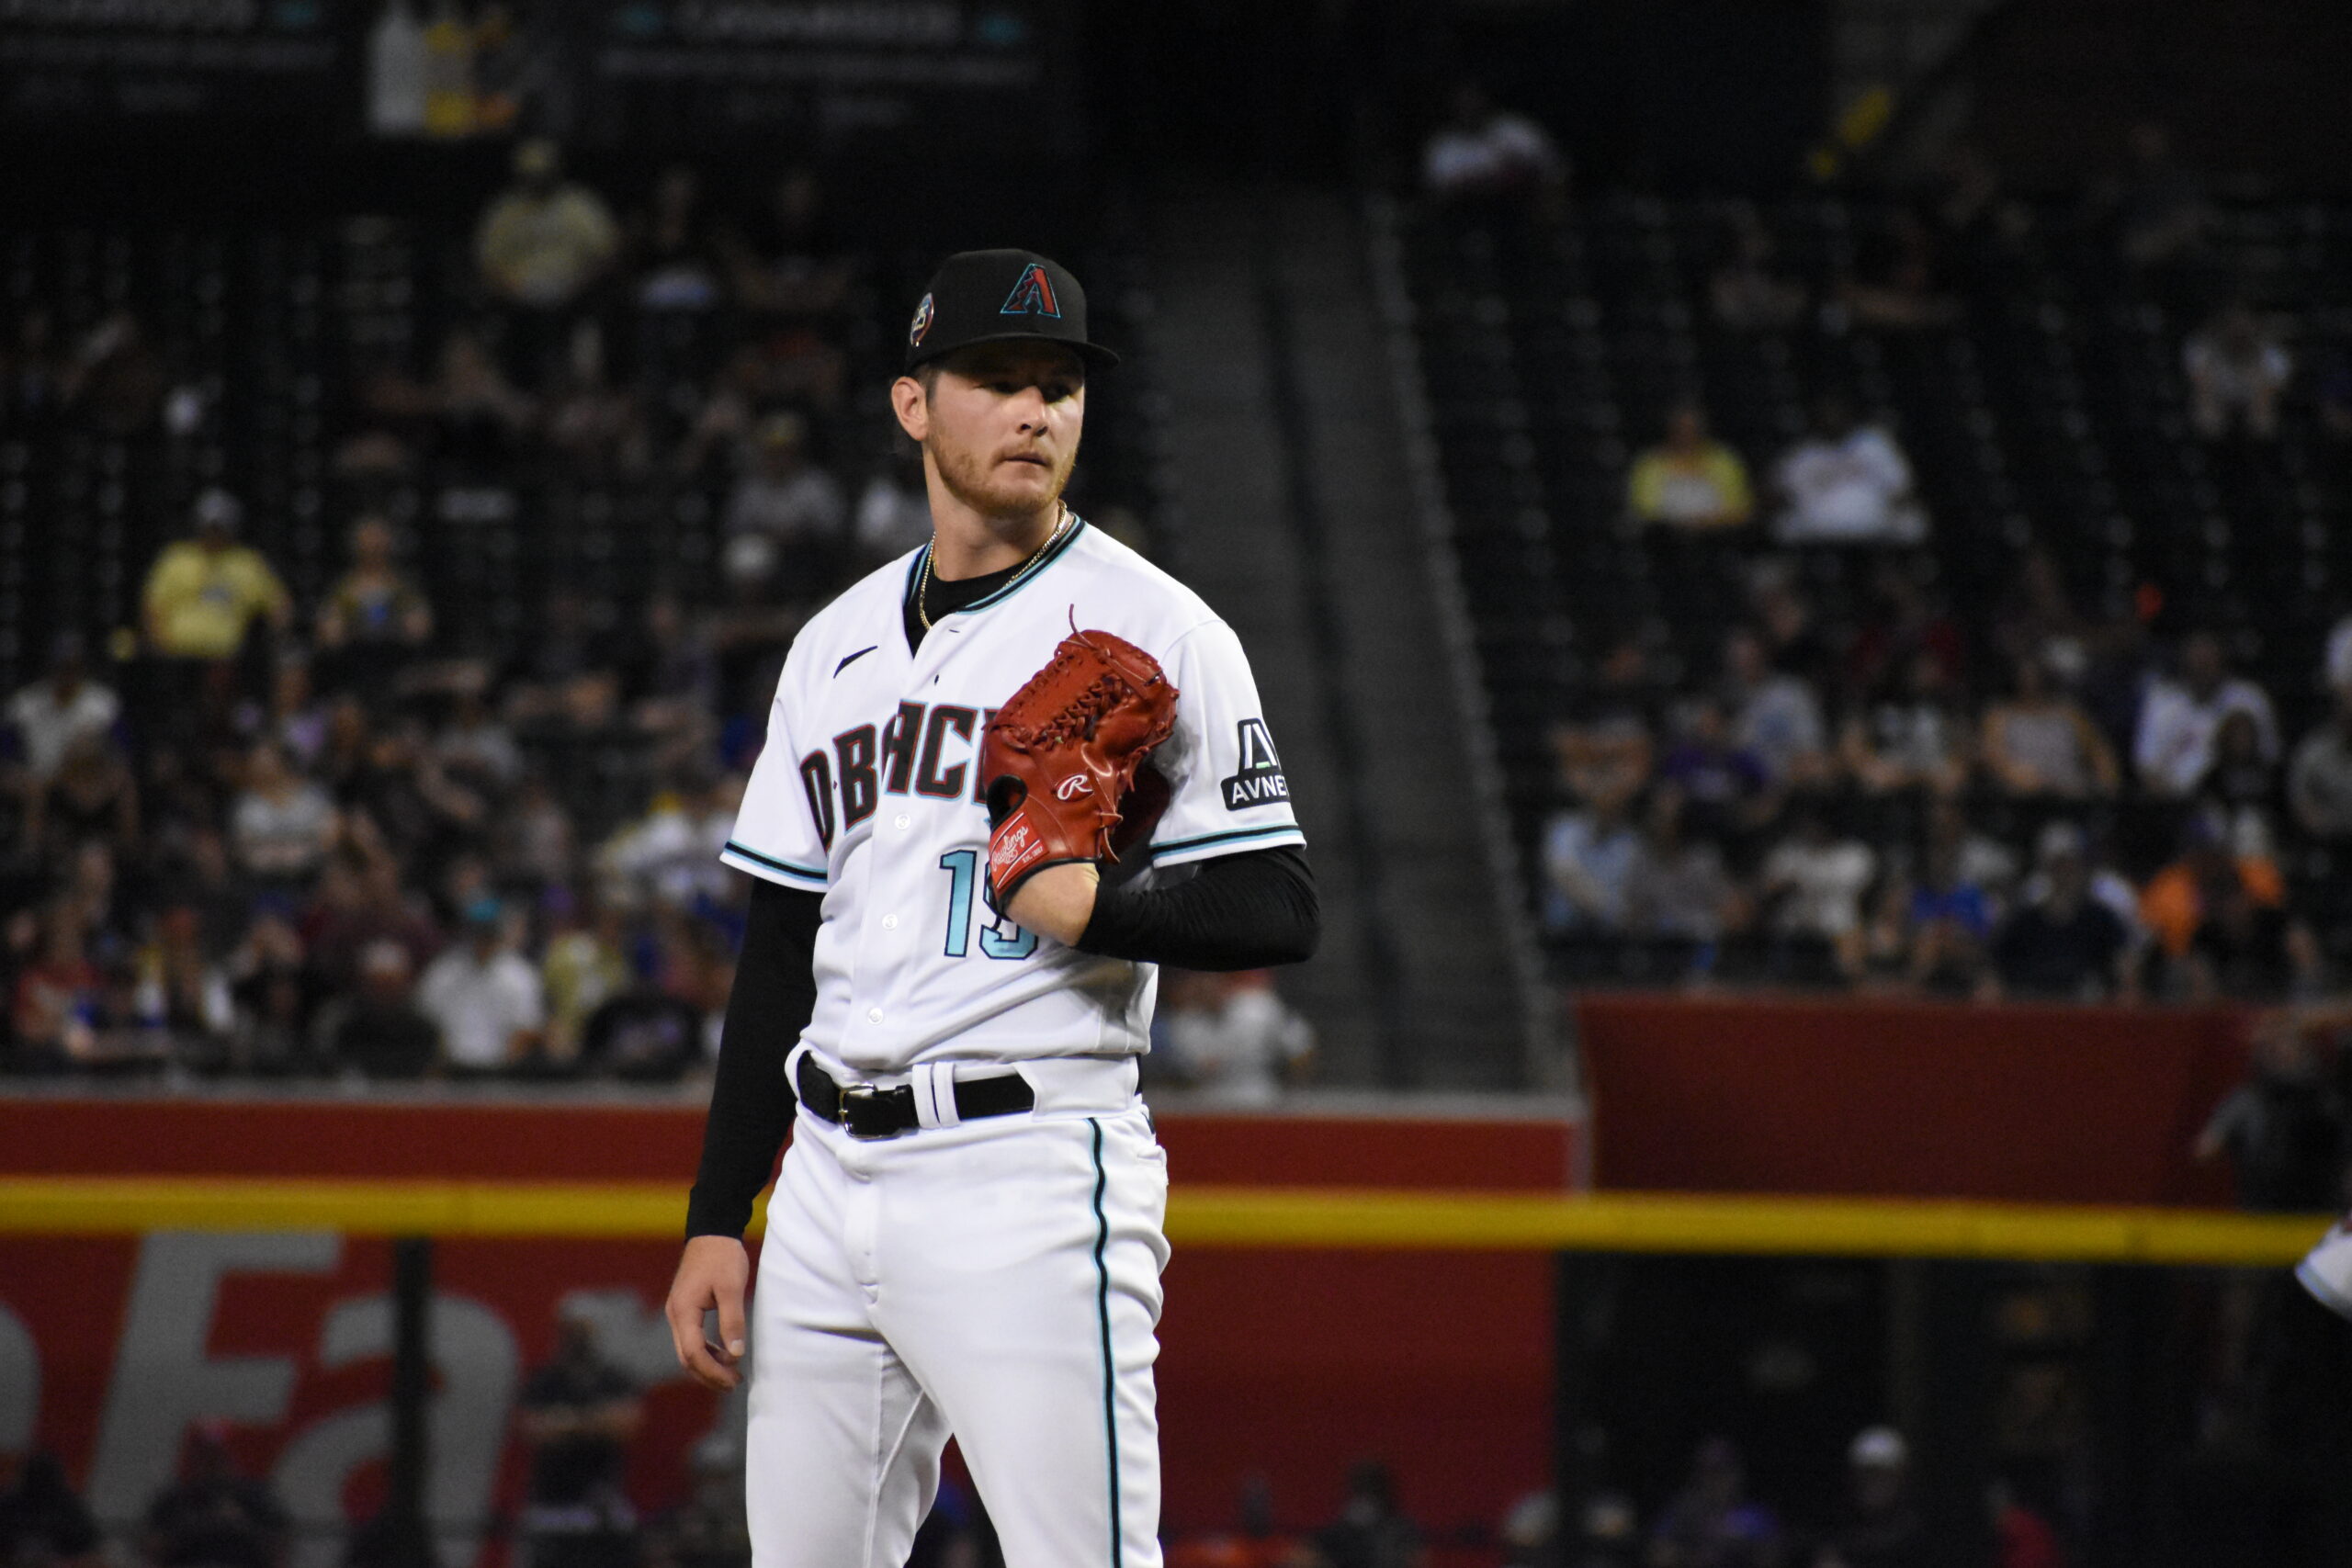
989,819,1046,890
981,617,1179,913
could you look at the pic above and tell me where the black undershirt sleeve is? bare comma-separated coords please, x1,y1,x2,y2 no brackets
1077,844,1319,971
685,878,820,1240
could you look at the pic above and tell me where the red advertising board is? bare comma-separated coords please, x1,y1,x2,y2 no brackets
1577,994,2253,1205
0,1097,1576,1557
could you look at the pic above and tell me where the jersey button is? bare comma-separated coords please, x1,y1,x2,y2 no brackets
881,914,899,930
866,1007,884,1023
894,813,911,830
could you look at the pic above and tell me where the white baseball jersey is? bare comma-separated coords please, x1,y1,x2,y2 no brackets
719,515,1304,1074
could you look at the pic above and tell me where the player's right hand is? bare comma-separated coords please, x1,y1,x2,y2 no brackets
665,1235,752,1392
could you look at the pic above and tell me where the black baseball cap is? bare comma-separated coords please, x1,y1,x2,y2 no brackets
903,249,1119,374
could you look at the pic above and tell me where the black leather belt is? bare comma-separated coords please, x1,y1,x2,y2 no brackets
795,1053,1035,1140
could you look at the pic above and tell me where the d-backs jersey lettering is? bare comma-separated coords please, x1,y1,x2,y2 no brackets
721,518,1304,1072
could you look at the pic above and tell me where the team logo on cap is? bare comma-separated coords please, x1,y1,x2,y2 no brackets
1000,263,1061,319
909,292,935,346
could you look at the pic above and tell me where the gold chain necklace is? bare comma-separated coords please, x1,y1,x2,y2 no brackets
915,504,1070,631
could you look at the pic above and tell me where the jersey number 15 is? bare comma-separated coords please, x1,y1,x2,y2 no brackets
937,849,1037,960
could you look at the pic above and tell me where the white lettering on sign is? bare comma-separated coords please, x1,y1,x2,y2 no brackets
553,1287,694,1387
88,1231,341,1524
274,1295,519,1568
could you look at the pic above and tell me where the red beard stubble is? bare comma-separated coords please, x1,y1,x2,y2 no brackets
929,431,1080,523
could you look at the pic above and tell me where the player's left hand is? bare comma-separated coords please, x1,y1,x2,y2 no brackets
1005,862,1099,946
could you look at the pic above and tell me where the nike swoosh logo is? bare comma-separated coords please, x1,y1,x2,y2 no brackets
834,647,878,676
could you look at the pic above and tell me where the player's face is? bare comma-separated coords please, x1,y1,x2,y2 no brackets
896,344,1086,522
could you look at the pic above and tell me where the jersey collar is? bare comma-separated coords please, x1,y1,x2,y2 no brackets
902,513,1090,625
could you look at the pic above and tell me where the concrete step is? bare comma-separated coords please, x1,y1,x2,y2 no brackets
1140,182,1541,1089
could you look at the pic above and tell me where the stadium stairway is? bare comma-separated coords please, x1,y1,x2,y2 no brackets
1146,186,1540,1089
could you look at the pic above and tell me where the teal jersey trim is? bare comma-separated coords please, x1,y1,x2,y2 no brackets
960,514,1088,612
1088,1117,1124,1565
1141,823,1306,862
901,515,1087,627
720,840,828,885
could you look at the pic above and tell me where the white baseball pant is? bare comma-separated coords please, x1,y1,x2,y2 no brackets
747,1055,1169,1567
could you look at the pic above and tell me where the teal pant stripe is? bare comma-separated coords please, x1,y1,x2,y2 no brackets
1088,1118,1123,1565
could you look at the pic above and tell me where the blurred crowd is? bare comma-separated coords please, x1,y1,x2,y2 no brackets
1,480,757,1078
1545,218,2352,1004
0,144,1191,1083
0,1418,2047,1568
1162,1432,2064,1568
1536,540,2352,1002
0,1425,293,1568
0,142,876,1077
1408,96,2352,1007
12,115,2352,1080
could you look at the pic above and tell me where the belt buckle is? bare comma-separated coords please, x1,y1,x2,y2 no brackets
838,1083,896,1141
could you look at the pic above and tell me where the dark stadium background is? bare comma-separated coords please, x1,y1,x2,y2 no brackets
4,2,2352,1566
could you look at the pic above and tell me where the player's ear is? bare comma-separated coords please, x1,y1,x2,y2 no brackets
889,376,930,443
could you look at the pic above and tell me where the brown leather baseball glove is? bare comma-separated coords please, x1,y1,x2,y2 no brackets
982,623,1180,912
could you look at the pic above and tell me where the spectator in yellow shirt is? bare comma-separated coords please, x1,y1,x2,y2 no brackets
1628,404,1754,531
475,140,621,311
141,490,292,661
